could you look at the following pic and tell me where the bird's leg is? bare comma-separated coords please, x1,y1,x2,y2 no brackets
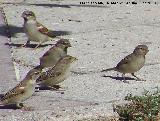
48,85,61,90
34,41,43,49
16,103,33,111
131,73,146,81
22,106,34,111
48,85,65,91
34,44,41,48
20,40,30,48
48,85,65,94
122,73,125,81
17,103,34,111
122,73,129,83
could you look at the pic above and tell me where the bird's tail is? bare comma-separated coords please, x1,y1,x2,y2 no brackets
101,67,116,72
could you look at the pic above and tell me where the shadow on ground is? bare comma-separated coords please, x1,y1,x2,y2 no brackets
0,24,71,38
29,3,109,8
102,75,135,81
0,25,23,38
3,3,109,8
5,43,54,48
35,86,65,94
0,104,20,110
36,85,61,91
0,94,19,109
49,30,72,36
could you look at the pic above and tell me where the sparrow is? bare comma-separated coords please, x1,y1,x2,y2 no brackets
36,55,77,90
101,45,149,82
38,39,71,69
0,70,40,109
21,10,58,48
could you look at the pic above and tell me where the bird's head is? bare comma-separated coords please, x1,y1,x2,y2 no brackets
26,69,41,81
61,55,78,64
133,45,149,56
21,10,36,21
56,39,72,48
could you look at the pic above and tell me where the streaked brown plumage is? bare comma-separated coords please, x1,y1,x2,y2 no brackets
39,39,71,69
0,71,40,109
21,10,58,48
36,55,77,89
101,45,149,82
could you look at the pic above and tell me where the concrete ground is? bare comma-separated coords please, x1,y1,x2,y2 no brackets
1,0,160,120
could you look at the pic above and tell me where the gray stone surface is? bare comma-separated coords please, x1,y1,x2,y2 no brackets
1,0,160,120
0,7,17,94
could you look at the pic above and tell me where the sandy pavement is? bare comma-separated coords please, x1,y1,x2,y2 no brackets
1,0,160,120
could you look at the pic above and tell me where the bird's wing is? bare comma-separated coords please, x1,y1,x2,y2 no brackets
37,67,61,82
1,82,26,101
117,54,133,67
37,22,56,38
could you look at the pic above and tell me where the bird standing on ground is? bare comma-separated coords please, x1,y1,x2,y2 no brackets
0,71,40,110
36,55,77,90
39,39,71,69
101,45,149,82
21,10,58,48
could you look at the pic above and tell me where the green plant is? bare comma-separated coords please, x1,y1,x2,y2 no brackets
114,89,160,121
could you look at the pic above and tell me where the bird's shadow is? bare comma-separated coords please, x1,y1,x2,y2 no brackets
29,3,109,8
35,85,61,91
0,25,23,38
30,3,71,8
0,24,71,38
5,43,53,48
3,3,109,8
35,86,52,91
49,30,72,36
0,104,20,110
8,25,23,37
102,75,135,81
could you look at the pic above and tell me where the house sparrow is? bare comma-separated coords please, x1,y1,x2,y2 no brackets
21,10,59,48
39,39,71,69
101,45,149,82
36,55,77,90
0,71,40,110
